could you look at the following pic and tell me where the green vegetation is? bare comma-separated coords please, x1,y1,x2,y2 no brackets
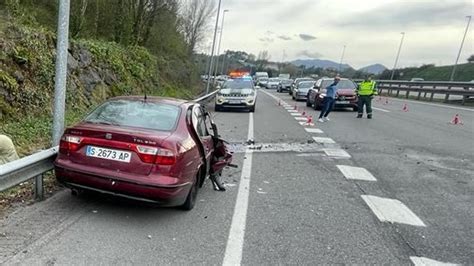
379,63,474,81
0,1,211,155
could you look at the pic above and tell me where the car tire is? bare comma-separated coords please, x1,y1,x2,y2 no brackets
306,98,312,107
180,174,198,211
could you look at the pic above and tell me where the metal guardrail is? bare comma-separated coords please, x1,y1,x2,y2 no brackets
355,80,474,105
0,91,218,200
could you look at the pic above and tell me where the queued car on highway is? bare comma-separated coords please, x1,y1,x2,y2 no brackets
306,78,359,111
54,96,233,210
277,79,293,92
290,77,315,96
265,78,281,89
257,77,269,87
292,81,315,101
215,78,257,112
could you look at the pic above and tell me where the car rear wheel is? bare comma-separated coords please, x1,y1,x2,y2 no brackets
180,174,198,211
306,98,312,107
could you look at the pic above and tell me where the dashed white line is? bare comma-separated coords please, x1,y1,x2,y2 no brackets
287,109,298,113
323,148,351,158
410,256,459,266
290,113,301,116
361,195,426,227
372,107,391,113
223,113,254,265
337,165,377,181
312,137,336,144
304,128,323,133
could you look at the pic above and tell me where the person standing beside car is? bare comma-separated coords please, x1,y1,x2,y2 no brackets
356,75,377,119
318,76,340,122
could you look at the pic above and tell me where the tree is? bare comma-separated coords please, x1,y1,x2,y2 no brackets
179,0,216,56
468,54,474,63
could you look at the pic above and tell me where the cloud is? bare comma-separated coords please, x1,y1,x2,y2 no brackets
297,50,323,59
299,34,317,41
265,30,275,35
259,37,274,43
335,1,470,29
278,35,292,41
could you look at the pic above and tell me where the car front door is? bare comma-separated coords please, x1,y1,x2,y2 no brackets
191,105,214,174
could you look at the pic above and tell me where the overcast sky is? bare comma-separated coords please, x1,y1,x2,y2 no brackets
202,0,473,69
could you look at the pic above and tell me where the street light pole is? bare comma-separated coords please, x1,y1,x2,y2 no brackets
450,15,471,81
52,0,70,146
214,9,229,77
221,50,228,74
338,44,346,73
205,0,222,94
390,32,405,80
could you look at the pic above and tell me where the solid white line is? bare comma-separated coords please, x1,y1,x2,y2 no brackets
294,117,307,121
312,137,336,144
323,148,351,158
305,128,324,133
223,113,253,265
290,113,301,116
410,256,459,266
372,107,390,113
361,195,426,227
387,97,474,112
337,165,377,181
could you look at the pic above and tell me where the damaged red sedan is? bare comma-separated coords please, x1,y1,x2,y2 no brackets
54,96,232,210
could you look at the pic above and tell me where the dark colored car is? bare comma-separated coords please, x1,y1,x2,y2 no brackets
215,78,257,112
277,79,293,92
307,78,359,111
292,81,315,101
54,96,233,210
290,77,315,96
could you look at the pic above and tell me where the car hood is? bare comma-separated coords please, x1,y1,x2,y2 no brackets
337,88,356,95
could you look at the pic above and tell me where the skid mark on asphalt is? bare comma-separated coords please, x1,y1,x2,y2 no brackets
337,165,377,181
361,195,426,227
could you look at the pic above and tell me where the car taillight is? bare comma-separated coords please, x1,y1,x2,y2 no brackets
59,135,82,153
136,145,176,165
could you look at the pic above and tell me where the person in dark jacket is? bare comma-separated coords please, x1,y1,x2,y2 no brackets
318,76,340,122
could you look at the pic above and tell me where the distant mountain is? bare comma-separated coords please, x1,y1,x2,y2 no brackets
358,64,387,75
291,59,352,70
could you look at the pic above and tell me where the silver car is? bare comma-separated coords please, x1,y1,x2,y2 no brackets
292,81,315,101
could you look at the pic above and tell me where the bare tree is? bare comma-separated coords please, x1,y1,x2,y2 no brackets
179,0,216,56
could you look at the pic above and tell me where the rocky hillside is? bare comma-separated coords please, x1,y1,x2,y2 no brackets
0,18,198,155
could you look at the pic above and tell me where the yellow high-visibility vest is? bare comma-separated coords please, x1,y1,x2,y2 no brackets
358,80,377,96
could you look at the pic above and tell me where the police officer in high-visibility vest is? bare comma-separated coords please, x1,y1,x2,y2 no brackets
356,75,377,119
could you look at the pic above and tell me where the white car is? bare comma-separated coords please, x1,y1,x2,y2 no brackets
215,79,257,112
265,78,281,89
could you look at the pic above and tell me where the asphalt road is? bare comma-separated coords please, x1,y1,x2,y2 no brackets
0,89,472,265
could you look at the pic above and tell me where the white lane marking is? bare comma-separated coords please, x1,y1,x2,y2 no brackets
312,137,336,144
290,113,301,116
337,165,377,181
299,121,314,126
361,195,426,227
323,148,351,158
223,113,254,265
305,128,323,133
284,106,293,109
386,97,474,112
372,107,390,113
294,117,307,121
287,109,298,112
410,256,460,266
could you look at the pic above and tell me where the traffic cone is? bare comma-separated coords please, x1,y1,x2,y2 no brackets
304,115,314,126
384,98,389,105
450,114,464,125
302,111,306,116
402,104,409,112
294,104,297,110
278,100,281,106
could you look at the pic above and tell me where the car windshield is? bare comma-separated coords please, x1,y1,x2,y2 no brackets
296,78,314,84
299,82,314,88
269,78,280,82
84,100,180,131
258,78,268,82
321,80,356,89
281,79,293,84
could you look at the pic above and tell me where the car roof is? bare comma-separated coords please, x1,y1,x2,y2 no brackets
108,96,192,107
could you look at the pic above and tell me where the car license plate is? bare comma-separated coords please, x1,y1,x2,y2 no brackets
338,100,349,104
229,100,241,104
86,146,131,163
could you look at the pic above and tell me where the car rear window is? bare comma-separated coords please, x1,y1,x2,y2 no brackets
84,100,180,131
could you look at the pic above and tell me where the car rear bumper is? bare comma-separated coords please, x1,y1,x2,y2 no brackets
55,165,191,206
295,94,308,100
